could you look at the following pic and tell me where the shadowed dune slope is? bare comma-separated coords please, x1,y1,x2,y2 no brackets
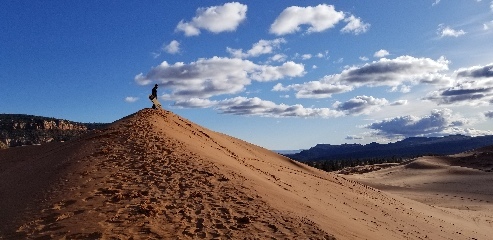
1,109,492,239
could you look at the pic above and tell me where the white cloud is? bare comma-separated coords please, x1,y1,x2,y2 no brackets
390,100,408,106
273,80,354,99
373,49,389,58
163,40,180,54
277,55,451,99
437,24,466,38
341,15,370,35
301,54,312,60
316,51,329,59
269,4,345,35
456,63,493,78
366,108,489,138
125,96,139,103
135,57,305,100
390,85,412,93
152,40,180,58
424,63,493,105
333,95,389,115
339,56,450,86
484,20,493,30
227,38,286,59
435,0,487,7
359,56,369,61
172,95,410,119
270,54,287,62
176,2,247,36
172,98,217,108
272,83,289,91
251,61,305,81
174,96,343,118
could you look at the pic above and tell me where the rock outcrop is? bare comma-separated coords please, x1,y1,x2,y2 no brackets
0,114,107,147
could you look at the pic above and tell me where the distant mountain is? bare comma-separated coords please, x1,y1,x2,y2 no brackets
286,135,493,162
0,114,108,148
272,149,305,155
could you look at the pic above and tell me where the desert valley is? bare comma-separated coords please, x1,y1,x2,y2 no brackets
1,108,492,239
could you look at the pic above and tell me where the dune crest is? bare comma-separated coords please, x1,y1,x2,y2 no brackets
1,109,492,239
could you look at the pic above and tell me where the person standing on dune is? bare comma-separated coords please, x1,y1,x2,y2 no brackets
151,84,158,109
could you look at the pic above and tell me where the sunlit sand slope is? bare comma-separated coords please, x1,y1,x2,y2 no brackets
1,109,491,239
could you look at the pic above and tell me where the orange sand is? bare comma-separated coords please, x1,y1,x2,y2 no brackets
1,109,492,239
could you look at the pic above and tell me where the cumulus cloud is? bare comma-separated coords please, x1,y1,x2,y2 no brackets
227,38,286,59
317,52,328,58
301,54,312,60
390,100,408,106
173,98,217,108
216,97,342,117
359,56,369,61
390,85,412,93
337,56,450,86
484,110,493,118
272,80,354,99
176,2,247,36
125,96,139,103
277,55,450,99
456,63,493,78
134,57,305,100
175,96,344,118
373,49,390,58
163,40,180,54
437,24,466,38
483,20,493,30
333,95,389,115
270,54,287,62
269,4,345,35
366,108,474,138
425,88,492,105
424,63,493,105
341,15,370,35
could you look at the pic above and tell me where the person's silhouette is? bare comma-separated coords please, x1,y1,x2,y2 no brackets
151,84,158,109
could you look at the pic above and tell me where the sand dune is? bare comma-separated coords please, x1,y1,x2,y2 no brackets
348,155,493,232
1,109,492,239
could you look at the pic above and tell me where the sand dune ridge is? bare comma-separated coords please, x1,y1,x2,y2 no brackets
1,108,492,239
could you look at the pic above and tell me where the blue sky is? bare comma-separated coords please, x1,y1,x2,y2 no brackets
2,0,493,150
